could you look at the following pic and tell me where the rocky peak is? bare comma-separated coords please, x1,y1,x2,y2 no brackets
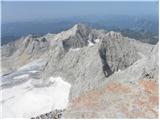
98,30,138,72
71,24,90,32
52,24,93,51
69,23,91,40
105,31,123,39
1,24,158,118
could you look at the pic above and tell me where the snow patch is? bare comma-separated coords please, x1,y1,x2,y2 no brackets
95,39,100,43
13,74,29,80
18,59,47,71
88,40,94,47
29,71,39,73
1,77,71,118
70,48,80,51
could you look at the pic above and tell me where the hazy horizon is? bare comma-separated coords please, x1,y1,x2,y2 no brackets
2,1,159,24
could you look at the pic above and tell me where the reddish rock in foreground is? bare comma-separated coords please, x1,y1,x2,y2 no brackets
63,79,159,118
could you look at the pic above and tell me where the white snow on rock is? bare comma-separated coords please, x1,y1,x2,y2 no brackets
18,59,47,71
88,40,94,47
13,74,29,80
95,39,100,43
1,77,71,118
29,71,38,73
69,48,80,52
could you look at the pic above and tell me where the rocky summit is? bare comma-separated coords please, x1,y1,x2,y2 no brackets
0,24,158,118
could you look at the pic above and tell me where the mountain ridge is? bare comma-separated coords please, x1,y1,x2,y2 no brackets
1,24,158,118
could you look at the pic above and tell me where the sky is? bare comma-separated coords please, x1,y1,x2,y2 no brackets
2,1,159,23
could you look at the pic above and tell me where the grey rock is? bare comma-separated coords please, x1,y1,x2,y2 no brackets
1,24,158,118
31,109,64,119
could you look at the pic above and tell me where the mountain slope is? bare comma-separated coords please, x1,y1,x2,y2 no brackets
1,24,158,118
63,42,159,118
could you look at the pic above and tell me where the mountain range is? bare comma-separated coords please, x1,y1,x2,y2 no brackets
2,15,158,45
0,24,159,118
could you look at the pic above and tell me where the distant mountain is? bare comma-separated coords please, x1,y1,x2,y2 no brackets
112,28,158,44
2,15,158,45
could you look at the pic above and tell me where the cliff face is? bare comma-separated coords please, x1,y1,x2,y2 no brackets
1,24,158,118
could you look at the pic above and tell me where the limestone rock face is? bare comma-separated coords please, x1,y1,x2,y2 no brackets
99,31,138,72
41,24,140,99
1,34,50,74
62,41,159,119
1,24,158,118
63,79,158,118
